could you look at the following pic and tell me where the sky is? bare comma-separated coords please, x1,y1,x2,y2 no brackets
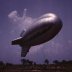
0,0,72,64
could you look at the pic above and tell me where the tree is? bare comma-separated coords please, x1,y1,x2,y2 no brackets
21,59,27,65
61,60,67,65
44,59,49,65
21,59,34,65
33,62,36,65
0,61,4,66
53,60,59,64
6,63,13,66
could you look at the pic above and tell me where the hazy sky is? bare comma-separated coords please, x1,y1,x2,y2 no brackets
0,0,72,64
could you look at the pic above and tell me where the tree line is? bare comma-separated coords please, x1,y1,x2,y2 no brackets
0,59,72,66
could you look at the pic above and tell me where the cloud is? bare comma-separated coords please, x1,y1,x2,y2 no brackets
8,10,19,22
29,44,44,54
68,40,72,44
8,9,35,31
